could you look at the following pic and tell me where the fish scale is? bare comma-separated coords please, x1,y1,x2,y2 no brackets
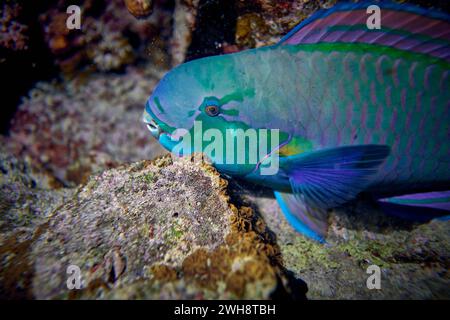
224,44,450,190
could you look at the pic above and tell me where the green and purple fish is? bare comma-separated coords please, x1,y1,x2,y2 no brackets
144,2,450,242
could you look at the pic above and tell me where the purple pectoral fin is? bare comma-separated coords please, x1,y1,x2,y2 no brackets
276,145,390,242
378,191,450,222
281,145,390,209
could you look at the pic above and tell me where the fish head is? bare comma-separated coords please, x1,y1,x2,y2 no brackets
143,54,283,176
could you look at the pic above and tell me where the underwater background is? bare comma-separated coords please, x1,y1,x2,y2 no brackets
0,0,449,299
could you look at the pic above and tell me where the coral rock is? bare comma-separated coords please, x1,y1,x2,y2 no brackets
170,0,200,66
0,155,302,299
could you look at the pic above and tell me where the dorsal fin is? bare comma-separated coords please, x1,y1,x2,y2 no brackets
278,1,450,62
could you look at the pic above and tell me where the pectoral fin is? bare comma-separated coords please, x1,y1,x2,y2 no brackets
281,145,390,209
276,145,390,241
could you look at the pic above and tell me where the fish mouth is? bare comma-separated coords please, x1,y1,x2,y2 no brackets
142,109,186,153
142,112,163,139
146,119,162,139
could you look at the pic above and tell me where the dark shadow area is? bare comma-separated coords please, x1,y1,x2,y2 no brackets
270,272,308,301
332,191,449,235
186,0,238,61
225,176,308,300
0,1,60,134
405,0,450,13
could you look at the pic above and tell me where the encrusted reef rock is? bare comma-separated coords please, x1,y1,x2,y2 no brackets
234,0,332,49
0,144,73,237
0,155,302,299
0,146,75,299
229,180,450,299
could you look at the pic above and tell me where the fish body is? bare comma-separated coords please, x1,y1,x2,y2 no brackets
181,44,450,192
144,2,450,241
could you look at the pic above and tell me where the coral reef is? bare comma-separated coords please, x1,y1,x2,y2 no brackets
6,63,167,187
86,31,134,72
170,0,200,66
2,0,450,301
38,0,172,74
0,155,302,299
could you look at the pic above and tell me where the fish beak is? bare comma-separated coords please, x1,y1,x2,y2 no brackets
146,119,161,139
142,112,162,139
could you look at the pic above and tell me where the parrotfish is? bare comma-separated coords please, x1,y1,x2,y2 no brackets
143,2,450,242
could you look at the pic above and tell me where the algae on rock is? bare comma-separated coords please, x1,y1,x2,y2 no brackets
0,154,302,299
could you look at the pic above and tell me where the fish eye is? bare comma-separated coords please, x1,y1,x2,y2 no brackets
205,105,219,117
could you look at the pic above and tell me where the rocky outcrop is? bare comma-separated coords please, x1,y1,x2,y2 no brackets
0,153,303,299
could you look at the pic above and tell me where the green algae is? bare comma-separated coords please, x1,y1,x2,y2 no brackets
336,240,396,268
143,172,155,184
169,221,184,240
281,237,338,270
